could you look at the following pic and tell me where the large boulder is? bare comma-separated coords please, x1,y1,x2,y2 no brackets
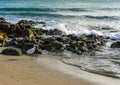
1,47,22,56
111,41,120,48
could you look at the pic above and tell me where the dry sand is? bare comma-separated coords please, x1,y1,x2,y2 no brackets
0,54,93,85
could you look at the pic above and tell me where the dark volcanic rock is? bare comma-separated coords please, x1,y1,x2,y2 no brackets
51,41,65,52
43,37,65,52
0,23,11,33
49,29,66,36
17,20,36,25
67,34,78,41
0,17,6,23
111,41,120,48
66,34,107,55
1,47,22,56
0,39,6,47
34,29,66,36
56,36,68,43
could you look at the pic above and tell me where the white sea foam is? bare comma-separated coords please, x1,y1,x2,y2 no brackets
34,20,120,40
104,32,120,40
43,21,103,35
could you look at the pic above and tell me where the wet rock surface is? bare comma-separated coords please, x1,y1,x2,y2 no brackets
111,41,120,48
0,17,107,56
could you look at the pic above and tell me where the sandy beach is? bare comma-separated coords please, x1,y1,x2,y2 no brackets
0,46,119,85
0,53,93,85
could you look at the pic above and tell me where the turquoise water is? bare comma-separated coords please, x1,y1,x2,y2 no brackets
0,0,120,32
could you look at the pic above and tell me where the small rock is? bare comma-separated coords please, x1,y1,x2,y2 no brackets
1,47,22,56
111,41,120,48
17,20,36,25
49,29,66,36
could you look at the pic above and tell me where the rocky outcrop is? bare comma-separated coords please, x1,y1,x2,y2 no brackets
66,34,106,55
0,18,107,56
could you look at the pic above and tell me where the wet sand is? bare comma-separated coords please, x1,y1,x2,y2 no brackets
37,54,120,85
0,54,93,85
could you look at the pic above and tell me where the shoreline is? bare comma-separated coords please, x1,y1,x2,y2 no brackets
0,54,93,85
37,54,120,85
0,48,119,85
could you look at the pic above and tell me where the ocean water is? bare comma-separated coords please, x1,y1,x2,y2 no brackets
1,0,120,33
1,0,120,78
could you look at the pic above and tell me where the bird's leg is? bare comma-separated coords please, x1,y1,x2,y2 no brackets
30,56,33,60
31,57,34,60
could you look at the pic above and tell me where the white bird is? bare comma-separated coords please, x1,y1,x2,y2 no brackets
26,45,36,60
